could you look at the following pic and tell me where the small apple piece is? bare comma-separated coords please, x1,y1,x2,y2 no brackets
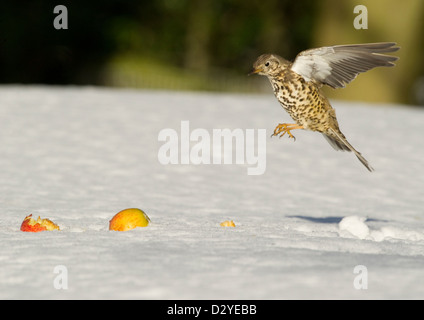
220,220,235,227
109,208,150,231
20,214,60,232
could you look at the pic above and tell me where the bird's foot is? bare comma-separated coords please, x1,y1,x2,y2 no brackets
271,123,304,141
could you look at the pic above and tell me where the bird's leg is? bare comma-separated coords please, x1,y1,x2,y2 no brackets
271,123,304,140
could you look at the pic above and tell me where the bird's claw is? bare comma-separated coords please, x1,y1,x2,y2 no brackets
271,123,297,141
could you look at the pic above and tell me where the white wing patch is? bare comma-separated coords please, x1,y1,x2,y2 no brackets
291,47,334,83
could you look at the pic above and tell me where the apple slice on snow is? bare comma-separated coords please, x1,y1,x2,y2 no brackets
20,214,60,232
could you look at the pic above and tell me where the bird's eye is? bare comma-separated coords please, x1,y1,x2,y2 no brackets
265,62,270,67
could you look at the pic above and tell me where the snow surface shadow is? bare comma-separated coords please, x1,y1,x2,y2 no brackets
288,215,388,224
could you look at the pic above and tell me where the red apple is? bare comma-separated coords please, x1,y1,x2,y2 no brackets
20,214,60,232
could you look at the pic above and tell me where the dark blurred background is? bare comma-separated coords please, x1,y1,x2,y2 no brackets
0,0,423,105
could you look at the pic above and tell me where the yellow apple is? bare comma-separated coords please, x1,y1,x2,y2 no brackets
220,220,235,227
109,208,150,231
20,214,60,232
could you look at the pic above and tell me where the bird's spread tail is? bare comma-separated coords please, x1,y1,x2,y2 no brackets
323,129,374,172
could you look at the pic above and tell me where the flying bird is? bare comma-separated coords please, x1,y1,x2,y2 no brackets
250,42,399,172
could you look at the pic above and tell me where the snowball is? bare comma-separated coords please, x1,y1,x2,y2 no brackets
338,216,370,239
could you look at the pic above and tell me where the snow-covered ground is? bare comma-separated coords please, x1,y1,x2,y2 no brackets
0,85,423,299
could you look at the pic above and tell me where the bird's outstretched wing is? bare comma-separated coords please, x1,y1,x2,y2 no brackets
291,42,399,88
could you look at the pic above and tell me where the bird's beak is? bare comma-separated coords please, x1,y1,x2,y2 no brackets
248,68,262,76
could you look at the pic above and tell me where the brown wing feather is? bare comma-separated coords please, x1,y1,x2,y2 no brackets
291,42,399,88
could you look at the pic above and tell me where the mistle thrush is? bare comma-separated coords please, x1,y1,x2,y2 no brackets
250,42,399,172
